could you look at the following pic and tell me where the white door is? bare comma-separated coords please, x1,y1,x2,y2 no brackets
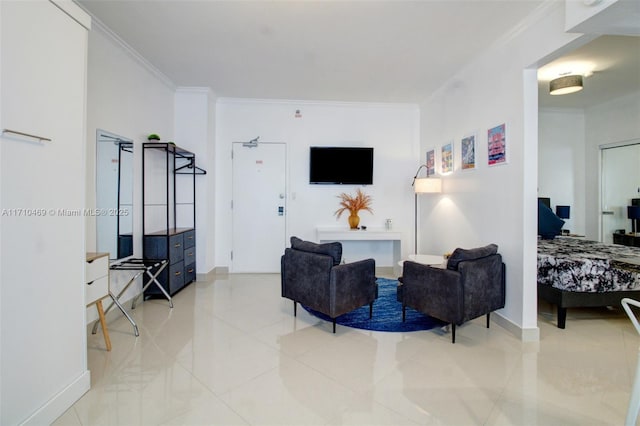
601,143,640,243
232,142,286,272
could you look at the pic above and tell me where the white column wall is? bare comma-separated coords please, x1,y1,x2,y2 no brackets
419,1,583,339
174,88,217,276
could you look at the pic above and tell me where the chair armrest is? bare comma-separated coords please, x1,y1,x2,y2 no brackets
402,261,463,323
281,248,333,309
329,258,377,317
458,254,505,320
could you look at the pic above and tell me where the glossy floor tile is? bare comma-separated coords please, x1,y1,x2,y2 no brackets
54,274,638,425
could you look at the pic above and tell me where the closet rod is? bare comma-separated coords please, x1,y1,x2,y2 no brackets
2,129,51,142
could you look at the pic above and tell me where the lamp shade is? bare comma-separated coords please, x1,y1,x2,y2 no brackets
555,205,570,219
549,75,583,95
628,205,640,220
414,177,441,194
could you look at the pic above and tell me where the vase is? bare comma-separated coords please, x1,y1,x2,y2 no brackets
348,213,360,229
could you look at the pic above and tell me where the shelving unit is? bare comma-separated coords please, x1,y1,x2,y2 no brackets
142,142,204,297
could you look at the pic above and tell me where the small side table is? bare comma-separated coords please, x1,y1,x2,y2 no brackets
85,252,111,351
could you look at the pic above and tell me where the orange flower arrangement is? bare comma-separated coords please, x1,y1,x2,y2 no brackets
334,189,373,229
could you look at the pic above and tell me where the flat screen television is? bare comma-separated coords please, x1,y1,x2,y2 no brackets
309,146,374,185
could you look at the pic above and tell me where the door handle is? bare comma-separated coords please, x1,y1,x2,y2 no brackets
278,206,284,216
602,211,614,215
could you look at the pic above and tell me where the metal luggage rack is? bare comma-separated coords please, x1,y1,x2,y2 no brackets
91,258,170,337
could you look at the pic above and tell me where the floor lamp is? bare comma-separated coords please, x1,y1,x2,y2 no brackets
412,165,442,254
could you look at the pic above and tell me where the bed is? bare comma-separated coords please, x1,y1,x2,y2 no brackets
537,237,640,328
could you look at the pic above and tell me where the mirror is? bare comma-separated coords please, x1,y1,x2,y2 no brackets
601,140,640,243
96,130,134,259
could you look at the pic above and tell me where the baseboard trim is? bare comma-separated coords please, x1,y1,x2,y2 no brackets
195,267,228,282
22,370,90,425
214,266,229,275
493,312,540,342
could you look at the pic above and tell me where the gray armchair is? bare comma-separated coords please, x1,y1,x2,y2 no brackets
281,237,377,333
398,244,505,343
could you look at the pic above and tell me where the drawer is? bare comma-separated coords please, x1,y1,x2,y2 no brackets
86,255,108,282
86,275,109,305
169,261,185,294
183,229,196,249
184,262,196,284
169,234,184,263
183,246,196,266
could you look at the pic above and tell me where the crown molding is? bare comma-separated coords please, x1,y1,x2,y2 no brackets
52,1,91,30
492,0,562,50
76,2,176,91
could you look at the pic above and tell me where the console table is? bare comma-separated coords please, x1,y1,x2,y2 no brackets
316,227,403,275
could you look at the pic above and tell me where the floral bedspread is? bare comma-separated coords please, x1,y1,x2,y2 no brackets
537,237,640,292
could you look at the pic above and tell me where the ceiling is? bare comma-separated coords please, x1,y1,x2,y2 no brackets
78,1,639,107
538,35,640,109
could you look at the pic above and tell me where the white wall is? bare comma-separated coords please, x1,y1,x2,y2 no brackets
215,99,420,271
538,108,586,235
1,2,90,424
419,1,583,339
174,88,217,275
584,91,640,239
86,22,175,316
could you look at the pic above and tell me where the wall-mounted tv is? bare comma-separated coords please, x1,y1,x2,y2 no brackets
309,146,374,185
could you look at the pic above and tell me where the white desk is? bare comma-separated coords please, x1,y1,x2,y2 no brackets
317,227,403,275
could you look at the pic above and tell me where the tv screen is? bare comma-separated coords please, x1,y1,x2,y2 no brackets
309,147,374,185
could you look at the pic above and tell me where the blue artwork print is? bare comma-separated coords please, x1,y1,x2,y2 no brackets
461,135,475,170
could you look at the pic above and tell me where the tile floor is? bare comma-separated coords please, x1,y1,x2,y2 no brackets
54,273,639,425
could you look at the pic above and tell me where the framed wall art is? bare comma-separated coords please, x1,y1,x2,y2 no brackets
426,149,435,176
461,134,476,170
441,141,453,174
488,123,506,166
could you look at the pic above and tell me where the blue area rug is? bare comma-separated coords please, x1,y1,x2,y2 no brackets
303,278,446,332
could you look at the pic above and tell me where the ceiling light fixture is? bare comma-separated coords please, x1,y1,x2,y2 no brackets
549,75,584,95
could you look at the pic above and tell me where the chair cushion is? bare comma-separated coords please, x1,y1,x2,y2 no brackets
290,236,342,266
538,199,565,239
447,244,498,270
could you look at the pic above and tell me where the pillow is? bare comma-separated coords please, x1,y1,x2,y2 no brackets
538,200,564,240
290,236,342,266
447,244,498,270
